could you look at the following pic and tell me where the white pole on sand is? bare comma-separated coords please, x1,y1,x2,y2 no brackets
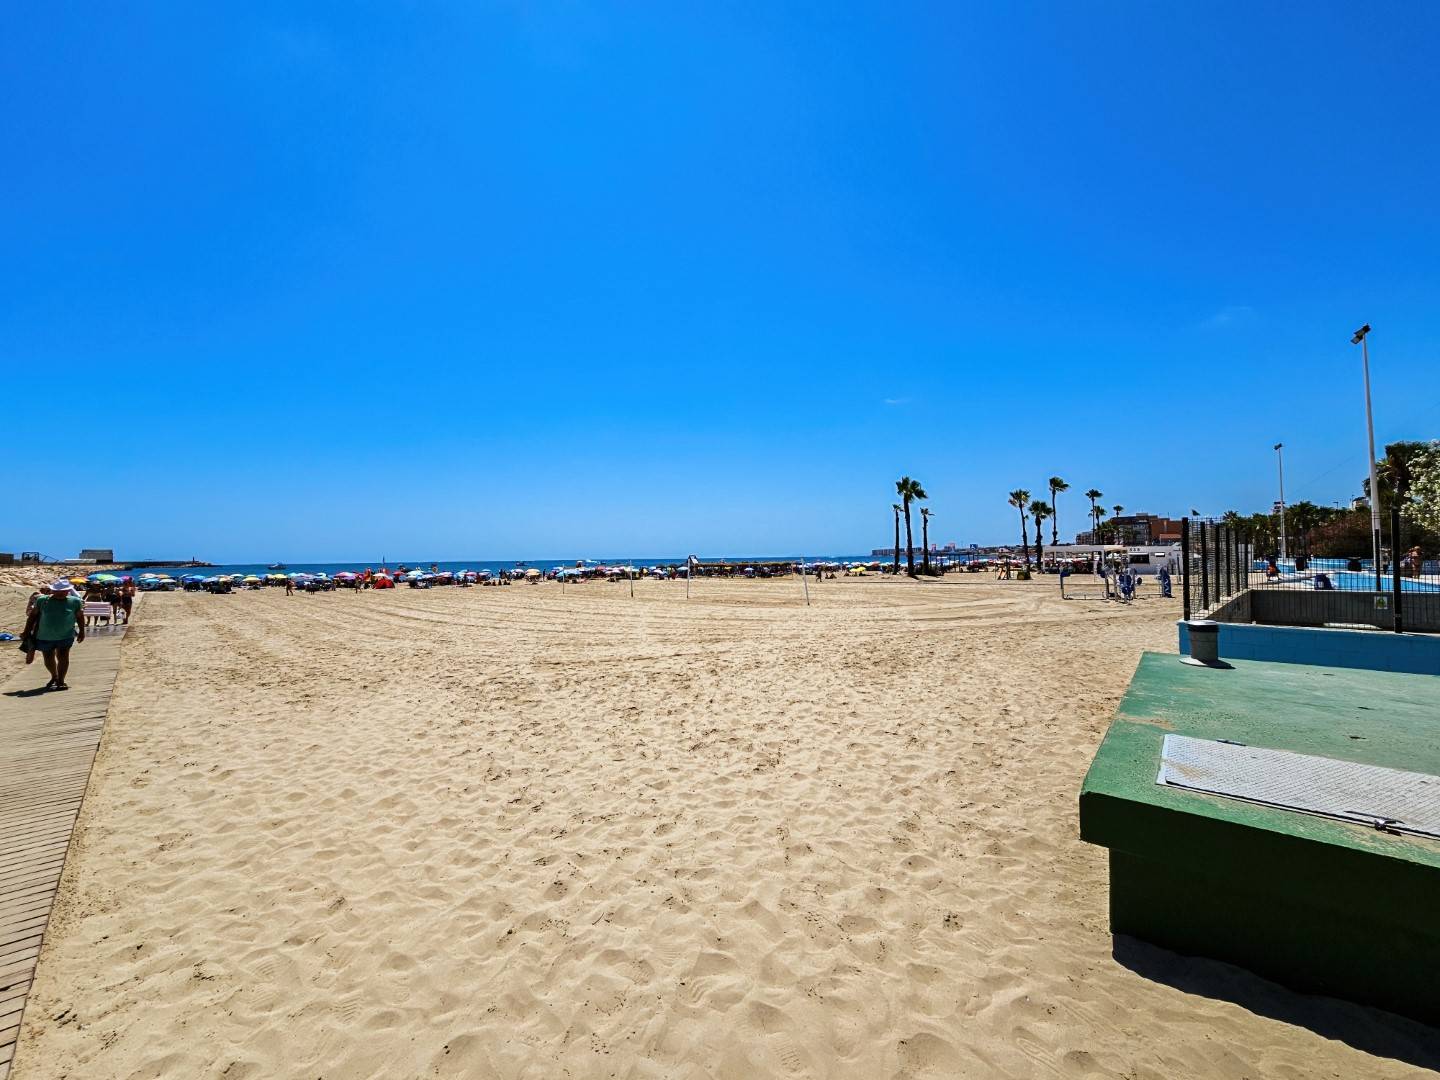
1352,324,1382,589
686,558,691,599
800,557,810,606
1274,442,1287,562
630,566,635,599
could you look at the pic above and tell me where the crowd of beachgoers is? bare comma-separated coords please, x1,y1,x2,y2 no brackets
8,551,1172,605
73,556,1152,596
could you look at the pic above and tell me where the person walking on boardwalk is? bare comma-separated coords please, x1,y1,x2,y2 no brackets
23,579,86,691
120,577,136,624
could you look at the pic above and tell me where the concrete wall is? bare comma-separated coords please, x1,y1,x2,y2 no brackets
1178,621,1440,675
1203,590,1251,623
1248,590,1440,633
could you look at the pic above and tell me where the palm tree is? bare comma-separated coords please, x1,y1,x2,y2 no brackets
1047,477,1069,545
891,504,902,575
1094,505,1109,542
895,477,927,577
920,508,933,574
1374,441,1429,514
1288,500,1323,557
1008,489,1032,566
1030,499,1052,570
1084,488,1103,539
1111,505,1124,542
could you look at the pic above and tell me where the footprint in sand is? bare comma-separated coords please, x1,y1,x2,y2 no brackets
895,1032,972,1079
676,950,744,1008
749,1001,816,1079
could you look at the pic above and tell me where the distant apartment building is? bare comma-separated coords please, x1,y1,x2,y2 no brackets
870,542,967,558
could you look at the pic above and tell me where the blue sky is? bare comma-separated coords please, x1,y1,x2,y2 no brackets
4,4,1438,560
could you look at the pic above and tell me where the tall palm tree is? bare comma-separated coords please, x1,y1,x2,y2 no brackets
1047,477,1069,545
1030,499,1052,569
891,504,902,575
1094,505,1109,542
1084,488,1103,539
1288,500,1322,557
920,508,932,574
895,476,927,577
1008,489,1032,566
1111,504,1125,544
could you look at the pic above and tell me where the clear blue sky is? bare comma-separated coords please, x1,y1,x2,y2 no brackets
5,4,1438,560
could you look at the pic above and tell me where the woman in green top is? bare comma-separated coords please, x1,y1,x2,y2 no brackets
24,580,86,691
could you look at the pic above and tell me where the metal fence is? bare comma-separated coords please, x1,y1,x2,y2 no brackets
1182,508,1439,634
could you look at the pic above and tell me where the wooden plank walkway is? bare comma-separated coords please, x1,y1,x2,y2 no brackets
0,623,126,1080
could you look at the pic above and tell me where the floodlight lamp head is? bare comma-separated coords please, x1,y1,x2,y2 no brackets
1351,324,1371,344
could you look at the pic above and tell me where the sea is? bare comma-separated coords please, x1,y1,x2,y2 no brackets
126,554,927,578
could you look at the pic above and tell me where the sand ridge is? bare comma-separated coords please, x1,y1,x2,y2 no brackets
11,577,1436,1078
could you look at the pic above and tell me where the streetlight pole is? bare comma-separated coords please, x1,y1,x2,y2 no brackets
1273,442,1287,562
1352,324,1381,589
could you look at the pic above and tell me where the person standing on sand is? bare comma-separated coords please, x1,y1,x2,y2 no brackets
120,578,135,624
23,580,85,691
285,576,294,596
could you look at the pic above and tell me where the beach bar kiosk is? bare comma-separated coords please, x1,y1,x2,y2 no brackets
1080,652,1440,1024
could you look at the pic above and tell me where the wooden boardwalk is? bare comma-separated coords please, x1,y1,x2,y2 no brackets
0,624,126,1080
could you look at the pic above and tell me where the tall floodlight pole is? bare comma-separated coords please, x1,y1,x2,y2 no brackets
1352,324,1381,588
1273,442,1287,562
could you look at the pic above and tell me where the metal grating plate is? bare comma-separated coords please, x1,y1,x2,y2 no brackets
1157,734,1440,840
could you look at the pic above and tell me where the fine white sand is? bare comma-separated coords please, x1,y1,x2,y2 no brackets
13,577,1435,1078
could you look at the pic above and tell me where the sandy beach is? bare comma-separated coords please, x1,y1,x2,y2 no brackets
10,577,1435,1079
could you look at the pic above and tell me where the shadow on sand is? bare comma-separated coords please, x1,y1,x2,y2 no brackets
1113,935,1440,1072
3,686,53,698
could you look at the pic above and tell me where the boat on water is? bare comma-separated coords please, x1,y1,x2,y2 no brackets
267,562,287,570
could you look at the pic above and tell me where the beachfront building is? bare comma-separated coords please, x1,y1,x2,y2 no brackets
1047,544,1180,575
78,548,115,563
1076,513,1185,546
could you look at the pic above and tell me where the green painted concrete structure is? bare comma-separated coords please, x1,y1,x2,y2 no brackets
1080,652,1440,1024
